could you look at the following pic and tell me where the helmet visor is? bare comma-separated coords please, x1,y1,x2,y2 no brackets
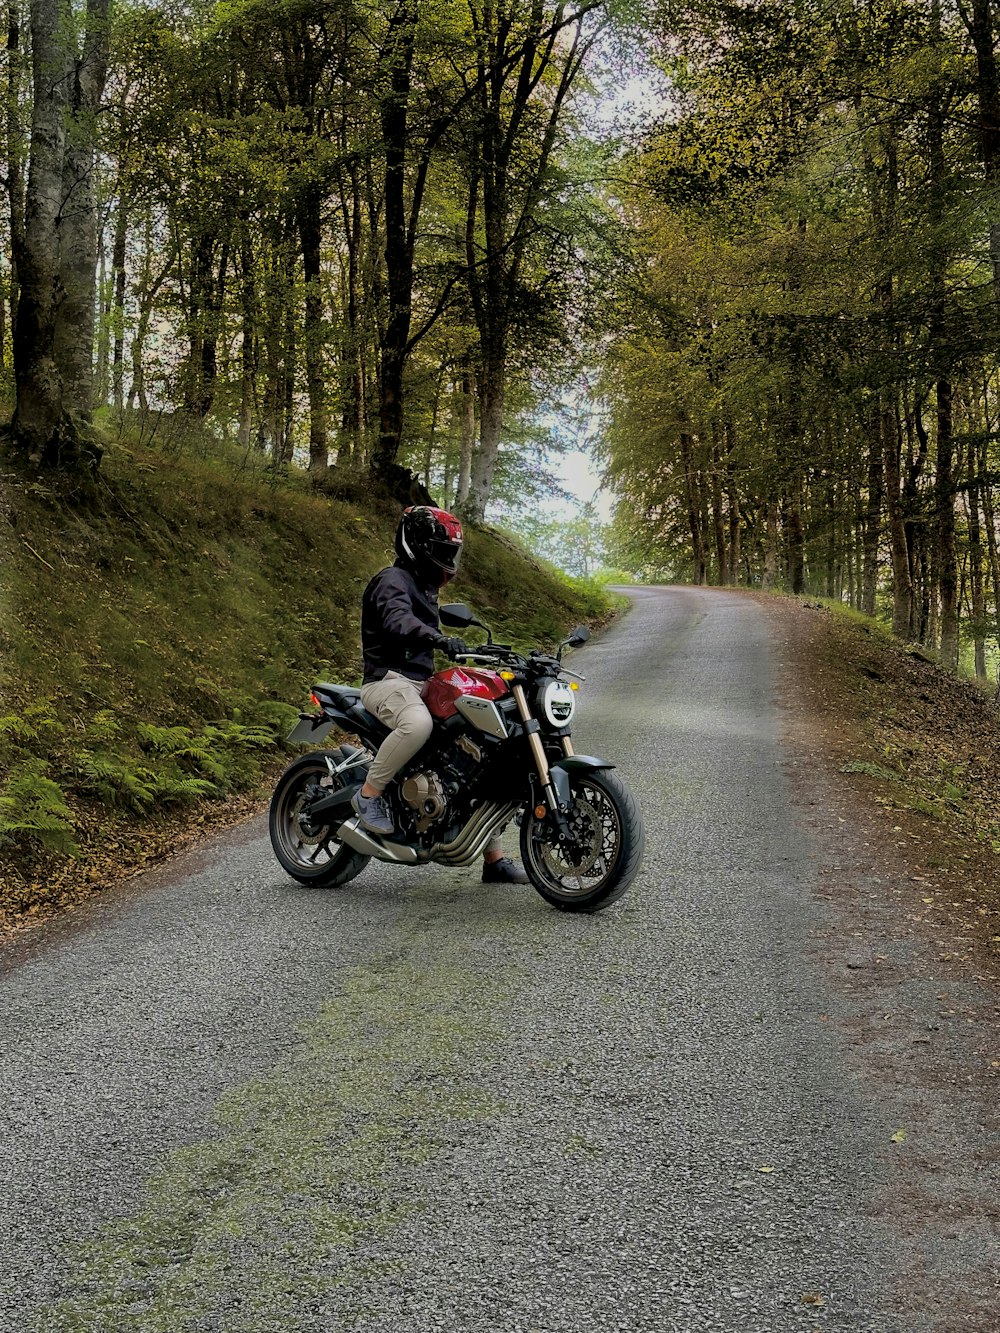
430,539,462,573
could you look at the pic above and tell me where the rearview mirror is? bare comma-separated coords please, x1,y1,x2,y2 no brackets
566,625,590,647
440,603,479,629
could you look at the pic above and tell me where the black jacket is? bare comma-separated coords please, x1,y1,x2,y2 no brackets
361,560,441,683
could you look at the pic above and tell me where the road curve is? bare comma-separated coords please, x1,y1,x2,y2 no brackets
0,587,942,1331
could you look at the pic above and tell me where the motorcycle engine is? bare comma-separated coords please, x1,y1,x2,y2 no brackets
400,737,484,835
400,771,448,833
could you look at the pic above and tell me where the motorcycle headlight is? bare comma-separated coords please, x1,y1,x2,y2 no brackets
538,680,576,729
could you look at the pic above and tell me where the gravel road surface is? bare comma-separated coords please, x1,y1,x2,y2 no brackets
0,586,990,1331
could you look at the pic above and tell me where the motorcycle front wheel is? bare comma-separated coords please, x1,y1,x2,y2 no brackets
520,767,644,912
269,747,370,887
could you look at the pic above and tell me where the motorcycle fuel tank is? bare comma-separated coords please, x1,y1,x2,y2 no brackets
424,666,509,720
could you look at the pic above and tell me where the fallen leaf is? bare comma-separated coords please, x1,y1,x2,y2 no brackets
757,1165,774,1174
801,1293,826,1308
891,1128,906,1143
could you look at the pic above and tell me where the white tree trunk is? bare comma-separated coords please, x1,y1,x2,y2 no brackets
11,0,108,465
454,360,476,505
462,364,503,524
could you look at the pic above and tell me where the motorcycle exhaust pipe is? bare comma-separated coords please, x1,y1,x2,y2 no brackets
336,815,420,864
432,802,519,865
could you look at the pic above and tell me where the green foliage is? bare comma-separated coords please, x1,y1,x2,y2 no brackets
71,752,165,813
905,793,946,820
0,704,61,754
0,760,81,858
501,500,611,580
71,716,292,811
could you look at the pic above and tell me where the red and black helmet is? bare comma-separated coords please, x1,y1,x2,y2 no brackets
396,505,463,584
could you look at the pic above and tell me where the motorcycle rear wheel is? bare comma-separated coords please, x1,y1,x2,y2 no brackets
269,748,370,887
520,768,644,912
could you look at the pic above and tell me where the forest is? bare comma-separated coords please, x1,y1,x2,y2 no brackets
2,0,1000,677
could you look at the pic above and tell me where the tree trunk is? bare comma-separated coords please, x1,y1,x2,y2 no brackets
725,421,740,584
964,0,1000,299
337,159,366,465
710,424,726,584
6,0,25,356
10,0,98,467
184,233,211,416
128,217,172,415
110,194,127,412
927,21,959,670
454,357,476,506
845,523,856,608
824,473,836,599
861,415,883,615
464,350,503,524
52,0,110,423
680,432,706,585
906,397,929,639
278,280,297,466
762,500,778,592
979,434,1000,664
237,230,256,449
298,186,328,475
373,0,416,480
785,482,805,595
883,401,913,638
94,216,110,405
967,436,987,679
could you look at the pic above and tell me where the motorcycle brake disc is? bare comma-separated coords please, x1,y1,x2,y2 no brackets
543,802,602,877
291,788,327,845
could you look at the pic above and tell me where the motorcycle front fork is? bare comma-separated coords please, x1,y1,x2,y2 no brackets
511,684,573,830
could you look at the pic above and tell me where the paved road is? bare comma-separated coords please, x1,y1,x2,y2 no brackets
0,587,961,1331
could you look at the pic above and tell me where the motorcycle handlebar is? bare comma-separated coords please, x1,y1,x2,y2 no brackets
458,647,573,672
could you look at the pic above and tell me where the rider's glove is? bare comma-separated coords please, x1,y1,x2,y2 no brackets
436,635,469,660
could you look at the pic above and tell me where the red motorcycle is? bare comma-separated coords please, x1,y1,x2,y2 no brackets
269,605,644,911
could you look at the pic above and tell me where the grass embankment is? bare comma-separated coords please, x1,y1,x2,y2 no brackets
772,596,1000,966
0,442,614,933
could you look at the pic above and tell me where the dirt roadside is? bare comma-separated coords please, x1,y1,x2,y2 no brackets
758,594,999,1332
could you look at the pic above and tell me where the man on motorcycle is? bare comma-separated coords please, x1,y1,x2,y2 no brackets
351,505,529,884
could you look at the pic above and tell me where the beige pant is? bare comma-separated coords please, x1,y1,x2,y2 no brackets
360,671,434,792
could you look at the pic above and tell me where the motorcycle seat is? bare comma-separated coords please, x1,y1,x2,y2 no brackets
312,681,361,710
348,702,387,737
312,682,387,741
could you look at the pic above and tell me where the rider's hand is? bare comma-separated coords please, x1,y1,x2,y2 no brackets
436,636,469,660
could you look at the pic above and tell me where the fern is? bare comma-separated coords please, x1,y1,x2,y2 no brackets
246,700,299,735
0,703,61,747
137,722,227,782
71,747,224,811
0,759,80,857
63,709,280,819
88,709,123,745
72,752,160,813
0,715,42,744
203,721,275,750
149,773,218,805
198,722,275,790
136,722,198,754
